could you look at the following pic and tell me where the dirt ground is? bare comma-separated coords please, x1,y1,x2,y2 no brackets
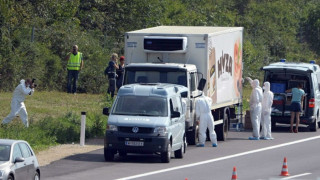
36,138,104,166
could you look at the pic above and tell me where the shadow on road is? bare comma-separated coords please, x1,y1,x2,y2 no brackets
62,149,178,164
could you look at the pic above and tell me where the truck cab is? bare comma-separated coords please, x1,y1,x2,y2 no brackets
262,60,320,131
103,83,187,163
123,63,202,144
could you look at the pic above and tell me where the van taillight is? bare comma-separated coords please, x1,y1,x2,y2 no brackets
309,98,315,108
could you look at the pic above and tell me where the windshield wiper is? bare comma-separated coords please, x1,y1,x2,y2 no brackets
131,113,155,116
112,113,130,115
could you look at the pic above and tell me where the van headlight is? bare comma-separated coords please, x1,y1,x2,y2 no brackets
154,127,167,134
107,125,118,131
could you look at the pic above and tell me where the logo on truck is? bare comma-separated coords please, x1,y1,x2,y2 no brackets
217,51,233,78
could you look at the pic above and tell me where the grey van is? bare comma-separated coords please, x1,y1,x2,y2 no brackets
103,83,187,163
262,60,320,131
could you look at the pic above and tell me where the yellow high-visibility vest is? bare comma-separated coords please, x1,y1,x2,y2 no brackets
67,52,82,70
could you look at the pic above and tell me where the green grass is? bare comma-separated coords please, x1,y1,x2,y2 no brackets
0,91,113,152
0,91,109,122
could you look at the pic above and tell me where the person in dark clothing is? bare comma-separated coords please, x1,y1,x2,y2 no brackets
107,53,119,98
116,56,125,90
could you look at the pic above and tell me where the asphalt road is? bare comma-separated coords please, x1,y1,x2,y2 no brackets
41,124,320,180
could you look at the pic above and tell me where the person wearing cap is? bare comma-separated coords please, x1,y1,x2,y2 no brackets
106,53,119,98
116,56,125,90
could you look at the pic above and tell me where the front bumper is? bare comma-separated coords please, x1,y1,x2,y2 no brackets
104,131,169,154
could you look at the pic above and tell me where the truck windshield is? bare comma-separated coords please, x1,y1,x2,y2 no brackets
124,68,187,87
112,96,168,117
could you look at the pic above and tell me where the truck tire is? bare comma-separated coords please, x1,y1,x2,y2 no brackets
104,148,115,161
216,110,229,141
161,143,171,163
187,126,198,145
174,135,186,159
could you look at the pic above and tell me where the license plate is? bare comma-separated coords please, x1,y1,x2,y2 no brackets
125,141,144,146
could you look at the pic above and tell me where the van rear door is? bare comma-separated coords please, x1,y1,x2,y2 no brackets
263,68,311,117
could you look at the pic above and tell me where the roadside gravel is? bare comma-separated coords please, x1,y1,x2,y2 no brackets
36,138,104,166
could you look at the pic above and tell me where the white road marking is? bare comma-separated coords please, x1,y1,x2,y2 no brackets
116,135,320,180
281,172,311,179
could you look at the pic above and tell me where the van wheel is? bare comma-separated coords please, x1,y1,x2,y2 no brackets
104,148,115,161
174,135,186,159
310,119,318,132
217,110,228,141
34,171,40,180
271,120,277,130
7,175,14,180
161,143,171,163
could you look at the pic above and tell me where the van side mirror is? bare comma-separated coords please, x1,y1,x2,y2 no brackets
103,107,109,116
171,111,180,118
197,78,206,91
14,157,25,163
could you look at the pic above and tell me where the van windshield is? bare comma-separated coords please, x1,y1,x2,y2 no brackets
124,68,187,87
112,96,168,117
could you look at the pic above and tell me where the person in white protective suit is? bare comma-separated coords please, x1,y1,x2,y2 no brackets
2,79,35,127
246,77,263,140
195,93,217,147
260,82,274,140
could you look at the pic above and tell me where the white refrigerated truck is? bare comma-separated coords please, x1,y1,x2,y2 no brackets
123,26,243,144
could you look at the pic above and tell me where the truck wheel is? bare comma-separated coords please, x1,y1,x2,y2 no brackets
174,135,186,159
216,110,228,141
161,143,171,163
187,126,198,145
104,148,115,161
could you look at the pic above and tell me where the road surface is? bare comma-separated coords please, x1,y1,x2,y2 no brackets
41,124,320,180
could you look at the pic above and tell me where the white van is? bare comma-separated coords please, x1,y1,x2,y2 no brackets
103,83,187,163
262,60,320,131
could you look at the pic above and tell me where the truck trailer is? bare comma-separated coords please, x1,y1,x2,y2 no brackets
123,26,243,144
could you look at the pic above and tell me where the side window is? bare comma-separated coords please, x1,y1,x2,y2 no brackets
171,97,182,113
189,73,196,92
19,143,31,158
12,144,23,161
316,73,320,90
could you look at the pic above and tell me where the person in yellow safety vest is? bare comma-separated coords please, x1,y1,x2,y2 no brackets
66,45,84,94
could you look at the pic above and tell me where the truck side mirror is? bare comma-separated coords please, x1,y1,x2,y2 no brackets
171,111,180,118
197,78,206,91
181,91,188,98
102,107,109,116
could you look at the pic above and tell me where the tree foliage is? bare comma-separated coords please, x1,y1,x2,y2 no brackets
0,0,319,92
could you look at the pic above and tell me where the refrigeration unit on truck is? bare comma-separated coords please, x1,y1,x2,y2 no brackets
262,60,320,131
123,26,244,144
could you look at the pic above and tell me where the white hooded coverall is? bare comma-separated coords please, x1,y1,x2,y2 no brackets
2,79,34,127
261,82,274,139
196,94,217,145
249,79,263,138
